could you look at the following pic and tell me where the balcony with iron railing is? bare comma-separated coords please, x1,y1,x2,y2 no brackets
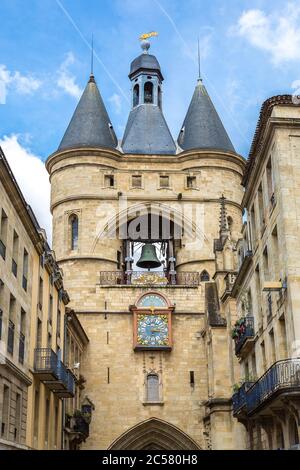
232,381,255,416
232,316,255,356
246,358,300,414
34,348,75,398
232,359,300,417
99,271,201,287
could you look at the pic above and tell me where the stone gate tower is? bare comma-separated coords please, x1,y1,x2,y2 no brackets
46,41,245,450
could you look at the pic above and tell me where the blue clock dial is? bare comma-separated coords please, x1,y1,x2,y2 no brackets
137,314,169,346
137,294,167,308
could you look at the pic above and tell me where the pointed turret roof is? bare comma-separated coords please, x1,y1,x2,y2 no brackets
122,41,176,155
177,79,235,153
122,105,176,155
58,75,118,151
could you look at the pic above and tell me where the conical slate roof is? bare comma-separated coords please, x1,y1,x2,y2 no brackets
177,80,235,153
58,75,118,151
122,104,176,155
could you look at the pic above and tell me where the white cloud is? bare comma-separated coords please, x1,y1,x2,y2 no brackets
0,134,51,242
0,65,41,104
234,3,300,65
57,52,82,99
109,93,122,114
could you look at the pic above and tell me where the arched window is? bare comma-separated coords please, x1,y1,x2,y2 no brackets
200,270,210,282
147,374,159,402
133,84,139,107
144,82,153,104
70,214,79,250
158,86,162,109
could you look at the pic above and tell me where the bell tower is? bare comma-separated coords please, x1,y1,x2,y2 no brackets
47,37,245,451
130,40,163,108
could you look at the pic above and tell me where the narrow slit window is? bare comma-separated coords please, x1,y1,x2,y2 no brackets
70,215,79,250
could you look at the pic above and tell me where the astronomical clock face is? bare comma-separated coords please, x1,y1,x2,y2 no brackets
137,314,169,347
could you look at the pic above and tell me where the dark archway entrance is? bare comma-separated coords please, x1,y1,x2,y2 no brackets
108,418,201,450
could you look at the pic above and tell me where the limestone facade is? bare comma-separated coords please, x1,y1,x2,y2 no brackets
0,148,88,450
228,97,300,449
46,145,245,450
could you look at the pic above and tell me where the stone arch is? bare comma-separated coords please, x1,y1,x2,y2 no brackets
108,418,201,450
92,201,208,250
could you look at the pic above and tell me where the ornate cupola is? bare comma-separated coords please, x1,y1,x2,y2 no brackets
177,78,235,153
58,74,118,151
122,40,176,155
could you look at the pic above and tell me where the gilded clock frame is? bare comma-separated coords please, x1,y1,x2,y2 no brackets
131,292,174,351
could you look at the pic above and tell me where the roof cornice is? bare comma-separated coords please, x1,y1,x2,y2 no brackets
243,94,299,187
0,147,44,252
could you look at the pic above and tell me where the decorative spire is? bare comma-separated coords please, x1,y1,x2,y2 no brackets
90,33,94,76
219,195,229,242
197,37,202,82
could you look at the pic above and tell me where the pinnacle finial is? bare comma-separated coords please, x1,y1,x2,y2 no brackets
219,194,228,234
90,33,94,78
197,37,202,82
141,39,150,54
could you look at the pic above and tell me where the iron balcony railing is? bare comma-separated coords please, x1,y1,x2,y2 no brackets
73,414,89,439
99,271,200,286
231,359,300,416
246,359,300,414
34,348,59,376
232,382,254,415
34,348,75,397
235,316,255,355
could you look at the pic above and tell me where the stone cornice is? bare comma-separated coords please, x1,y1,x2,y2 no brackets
243,94,300,189
46,146,245,175
50,195,243,212
0,355,32,386
243,115,300,207
0,148,44,253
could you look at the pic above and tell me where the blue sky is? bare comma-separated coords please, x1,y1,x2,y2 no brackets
0,0,300,238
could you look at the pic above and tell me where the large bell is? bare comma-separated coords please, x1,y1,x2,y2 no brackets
136,243,161,270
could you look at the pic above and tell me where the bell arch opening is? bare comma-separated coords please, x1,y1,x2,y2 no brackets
108,418,201,450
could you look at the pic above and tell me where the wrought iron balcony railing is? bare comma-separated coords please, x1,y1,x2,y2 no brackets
99,271,200,286
73,414,89,439
246,358,300,414
234,316,255,355
34,348,75,398
232,359,300,418
232,382,254,416
34,348,59,380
